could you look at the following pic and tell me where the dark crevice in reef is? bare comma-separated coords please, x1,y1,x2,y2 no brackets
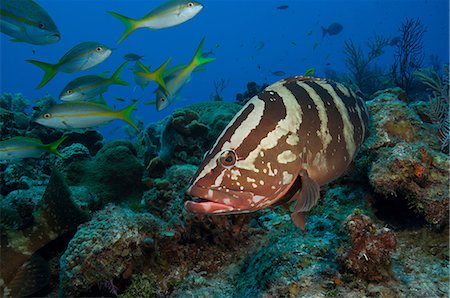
372,195,427,229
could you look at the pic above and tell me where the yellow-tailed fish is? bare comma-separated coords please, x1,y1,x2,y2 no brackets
26,41,112,89
0,135,67,160
132,58,171,92
138,37,214,111
0,0,60,45
304,68,315,76
108,0,203,43
60,61,129,102
35,101,139,131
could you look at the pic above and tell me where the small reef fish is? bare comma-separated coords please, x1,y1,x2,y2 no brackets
0,0,60,45
133,58,171,92
0,135,67,159
60,61,129,101
185,76,369,229
108,0,203,43
255,41,265,51
313,41,319,50
26,41,112,89
321,22,343,37
35,101,139,130
137,37,214,111
271,70,286,76
276,5,289,10
307,30,312,37
388,36,401,46
124,53,144,61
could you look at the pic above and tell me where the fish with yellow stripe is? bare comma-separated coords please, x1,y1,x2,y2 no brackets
0,0,60,45
185,76,369,229
108,0,203,43
34,101,139,130
26,41,112,89
0,135,67,160
59,61,130,102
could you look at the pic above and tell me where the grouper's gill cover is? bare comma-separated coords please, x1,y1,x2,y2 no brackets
185,76,369,229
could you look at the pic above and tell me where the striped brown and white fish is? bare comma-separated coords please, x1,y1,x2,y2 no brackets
185,76,369,229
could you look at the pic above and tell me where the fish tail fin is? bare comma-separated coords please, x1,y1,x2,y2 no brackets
191,37,216,69
45,135,68,158
111,61,129,86
151,57,171,93
25,60,58,89
119,100,139,131
135,58,171,93
108,11,139,43
321,26,327,38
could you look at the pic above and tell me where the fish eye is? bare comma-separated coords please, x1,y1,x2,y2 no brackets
219,150,237,167
39,23,45,29
43,113,51,119
161,97,166,102
96,47,103,52
187,2,194,7
66,90,73,95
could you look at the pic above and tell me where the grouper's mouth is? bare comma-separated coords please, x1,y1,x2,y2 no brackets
184,184,260,214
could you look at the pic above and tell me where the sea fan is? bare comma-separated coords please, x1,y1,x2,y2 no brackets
415,66,449,152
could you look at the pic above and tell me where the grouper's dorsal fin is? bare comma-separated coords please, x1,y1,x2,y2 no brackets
290,170,321,230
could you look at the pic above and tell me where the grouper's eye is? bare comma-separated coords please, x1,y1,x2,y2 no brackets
219,150,237,168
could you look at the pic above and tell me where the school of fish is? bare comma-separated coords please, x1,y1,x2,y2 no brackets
0,0,209,158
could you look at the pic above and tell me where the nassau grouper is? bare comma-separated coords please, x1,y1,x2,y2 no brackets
185,76,369,229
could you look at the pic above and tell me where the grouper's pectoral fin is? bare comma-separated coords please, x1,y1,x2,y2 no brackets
290,170,321,230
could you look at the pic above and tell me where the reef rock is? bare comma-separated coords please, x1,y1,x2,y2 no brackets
63,140,145,203
59,205,163,297
356,89,449,226
0,170,89,297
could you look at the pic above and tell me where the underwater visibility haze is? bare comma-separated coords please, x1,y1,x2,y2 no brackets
0,0,449,297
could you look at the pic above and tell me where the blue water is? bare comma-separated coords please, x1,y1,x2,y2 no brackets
1,0,448,139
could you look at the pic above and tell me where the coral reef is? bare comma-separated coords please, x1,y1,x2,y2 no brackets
0,93,29,113
235,81,268,105
65,140,145,204
356,89,449,226
340,211,397,281
1,170,89,297
59,205,163,297
137,101,241,178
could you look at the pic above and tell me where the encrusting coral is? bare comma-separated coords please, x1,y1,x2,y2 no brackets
340,211,397,281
